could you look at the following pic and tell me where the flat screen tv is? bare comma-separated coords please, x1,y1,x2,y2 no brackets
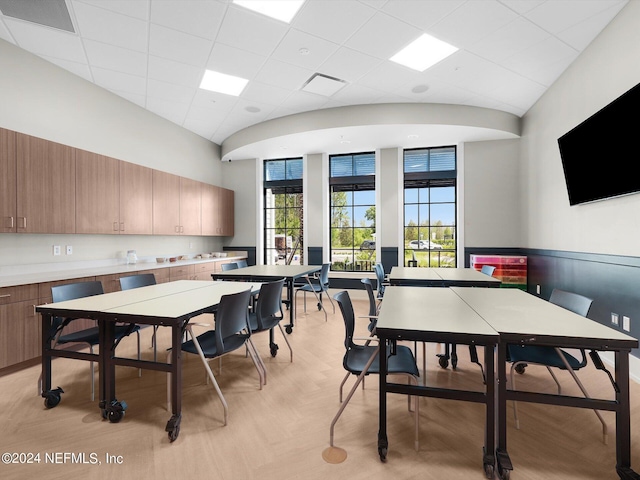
557,81,640,206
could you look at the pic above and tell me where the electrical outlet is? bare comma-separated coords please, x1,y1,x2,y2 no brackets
611,313,619,326
53,245,61,256
623,316,631,332
536,284,541,294
66,245,73,255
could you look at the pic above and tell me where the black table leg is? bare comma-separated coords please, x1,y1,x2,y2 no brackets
166,323,182,442
378,334,389,462
41,313,64,408
483,344,496,478
496,342,513,480
615,350,639,479
285,278,294,333
99,320,127,423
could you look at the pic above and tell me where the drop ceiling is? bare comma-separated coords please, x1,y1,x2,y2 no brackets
0,0,629,156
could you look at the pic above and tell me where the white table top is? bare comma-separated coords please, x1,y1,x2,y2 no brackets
451,287,637,346
376,286,498,337
212,264,321,279
388,266,501,285
36,280,261,322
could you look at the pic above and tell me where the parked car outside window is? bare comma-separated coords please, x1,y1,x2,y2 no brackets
360,240,375,250
408,240,442,250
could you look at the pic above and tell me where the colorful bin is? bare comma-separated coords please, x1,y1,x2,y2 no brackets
470,254,527,290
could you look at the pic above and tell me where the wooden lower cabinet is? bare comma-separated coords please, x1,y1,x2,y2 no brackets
169,264,195,282
193,261,215,280
0,284,40,369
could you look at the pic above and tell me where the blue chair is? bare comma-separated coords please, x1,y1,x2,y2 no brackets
295,263,335,318
508,289,607,443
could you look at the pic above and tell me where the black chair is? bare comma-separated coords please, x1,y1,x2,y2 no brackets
49,281,141,401
508,289,607,443
221,262,239,271
360,277,379,334
328,290,420,451
248,279,292,381
168,289,264,425
236,259,248,268
374,263,388,303
295,263,335,318
119,273,158,359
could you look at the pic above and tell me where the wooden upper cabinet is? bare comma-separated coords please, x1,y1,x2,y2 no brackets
1,128,17,233
75,149,120,234
152,170,181,235
180,177,201,236
16,133,75,234
201,184,234,236
120,162,153,235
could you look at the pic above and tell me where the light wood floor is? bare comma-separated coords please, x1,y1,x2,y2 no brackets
1,289,639,480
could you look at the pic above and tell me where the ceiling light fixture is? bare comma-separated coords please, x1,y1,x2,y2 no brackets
390,33,458,72
245,106,261,113
411,84,430,94
199,70,248,96
233,0,304,23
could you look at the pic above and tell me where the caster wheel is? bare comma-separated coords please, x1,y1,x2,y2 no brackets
378,447,387,462
484,464,494,478
270,343,279,357
285,325,293,334
108,409,124,423
500,470,510,480
438,356,449,369
104,400,127,423
515,364,526,374
168,425,180,442
43,387,64,409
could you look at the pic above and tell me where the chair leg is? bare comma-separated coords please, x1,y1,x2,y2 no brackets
90,345,95,402
553,348,608,445
136,330,141,377
338,372,351,403
408,375,420,451
277,323,293,362
510,362,521,429
245,338,266,388
330,346,378,447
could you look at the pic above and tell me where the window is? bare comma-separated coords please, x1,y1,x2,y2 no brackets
403,147,456,267
264,158,303,265
329,152,375,272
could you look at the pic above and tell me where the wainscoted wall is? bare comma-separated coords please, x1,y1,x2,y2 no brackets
465,247,640,359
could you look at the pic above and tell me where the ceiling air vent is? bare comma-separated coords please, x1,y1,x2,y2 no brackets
0,0,75,33
301,73,347,97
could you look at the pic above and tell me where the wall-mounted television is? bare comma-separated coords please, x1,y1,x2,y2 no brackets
557,81,640,206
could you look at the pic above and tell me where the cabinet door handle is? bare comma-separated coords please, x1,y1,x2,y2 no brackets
4,216,14,228
113,222,119,231
0,294,11,298
120,222,124,231
18,217,26,229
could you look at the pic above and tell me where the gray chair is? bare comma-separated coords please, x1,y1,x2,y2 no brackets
168,289,264,425
119,273,158,359
508,289,607,443
295,263,335,318
329,290,420,451
221,262,239,271
236,259,248,268
49,281,141,401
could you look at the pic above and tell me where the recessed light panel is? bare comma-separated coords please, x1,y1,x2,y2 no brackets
200,70,248,96
390,33,458,72
233,0,304,23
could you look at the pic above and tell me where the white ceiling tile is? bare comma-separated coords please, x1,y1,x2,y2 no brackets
73,0,149,21
3,17,86,63
146,78,195,103
83,39,147,76
330,83,386,105
468,17,549,63
278,90,330,113
150,0,225,40
498,0,546,15
381,0,465,31
181,117,218,140
315,46,381,83
429,0,519,48
91,66,147,95
240,81,291,106
190,88,238,114
503,36,577,85
358,60,430,93
149,23,213,67
72,1,148,52
0,19,13,41
344,11,423,60
292,0,376,44
254,58,314,90
216,5,288,57
148,55,203,87
109,89,146,108
524,0,626,34
557,2,628,50
271,29,340,71
206,42,267,80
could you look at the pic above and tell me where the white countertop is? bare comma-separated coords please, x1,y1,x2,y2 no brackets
0,254,247,288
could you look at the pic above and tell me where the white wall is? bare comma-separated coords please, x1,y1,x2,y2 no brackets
520,1,640,255
464,139,521,247
0,38,226,269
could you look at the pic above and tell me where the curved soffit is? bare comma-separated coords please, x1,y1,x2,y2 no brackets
221,103,521,162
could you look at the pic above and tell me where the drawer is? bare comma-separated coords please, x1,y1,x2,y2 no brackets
0,284,39,305
194,262,215,273
169,265,194,280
